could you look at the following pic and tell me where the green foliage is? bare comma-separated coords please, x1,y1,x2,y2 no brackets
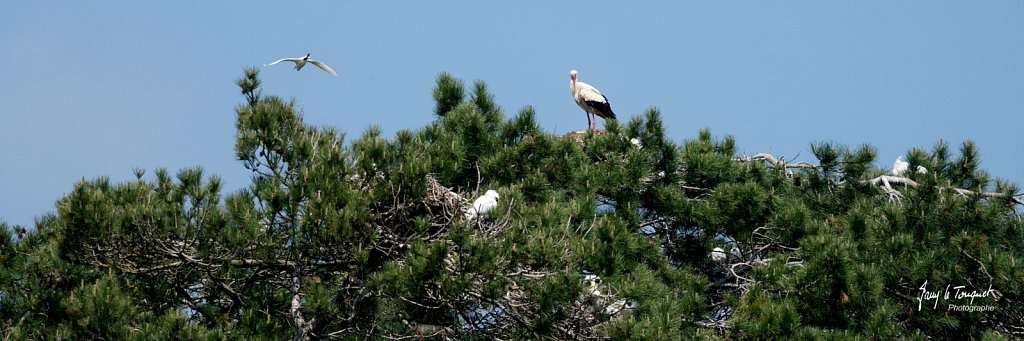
61,275,141,339
433,72,465,117
1,69,1021,340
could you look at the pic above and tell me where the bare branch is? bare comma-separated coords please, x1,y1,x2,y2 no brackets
291,273,312,341
737,153,1022,206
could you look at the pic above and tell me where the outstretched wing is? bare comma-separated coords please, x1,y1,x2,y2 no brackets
264,57,301,66
308,59,338,76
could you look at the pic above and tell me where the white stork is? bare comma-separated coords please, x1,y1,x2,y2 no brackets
465,190,500,221
569,69,616,130
892,156,927,176
892,156,909,176
265,53,337,76
730,245,742,262
583,274,603,297
605,298,635,316
711,247,727,263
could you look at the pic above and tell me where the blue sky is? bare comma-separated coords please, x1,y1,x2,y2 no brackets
2,2,1022,228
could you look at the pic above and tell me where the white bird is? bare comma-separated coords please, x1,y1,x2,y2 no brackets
569,70,617,131
711,247,727,263
892,156,909,176
583,274,602,297
605,299,635,316
265,53,337,76
730,245,742,262
464,190,500,221
892,156,927,176
629,138,642,149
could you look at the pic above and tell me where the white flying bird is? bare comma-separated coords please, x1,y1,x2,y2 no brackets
569,70,616,131
265,53,337,76
465,190,500,221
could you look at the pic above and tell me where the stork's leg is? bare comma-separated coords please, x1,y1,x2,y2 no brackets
586,112,592,131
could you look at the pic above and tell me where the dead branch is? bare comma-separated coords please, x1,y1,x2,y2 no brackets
734,153,818,171
291,273,312,341
737,152,1023,206
860,175,1024,205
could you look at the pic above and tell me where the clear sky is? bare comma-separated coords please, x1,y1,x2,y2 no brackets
2,2,1022,228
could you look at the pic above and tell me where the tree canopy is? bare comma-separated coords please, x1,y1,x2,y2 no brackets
2,68,1021,340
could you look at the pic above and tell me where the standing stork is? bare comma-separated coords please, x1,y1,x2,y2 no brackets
569,69,616,130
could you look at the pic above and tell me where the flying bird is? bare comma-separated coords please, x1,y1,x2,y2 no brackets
265,53,337,76
465,190,500,221
569,70,616,130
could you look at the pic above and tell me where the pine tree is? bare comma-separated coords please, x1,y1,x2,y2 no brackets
1,69,1021,340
